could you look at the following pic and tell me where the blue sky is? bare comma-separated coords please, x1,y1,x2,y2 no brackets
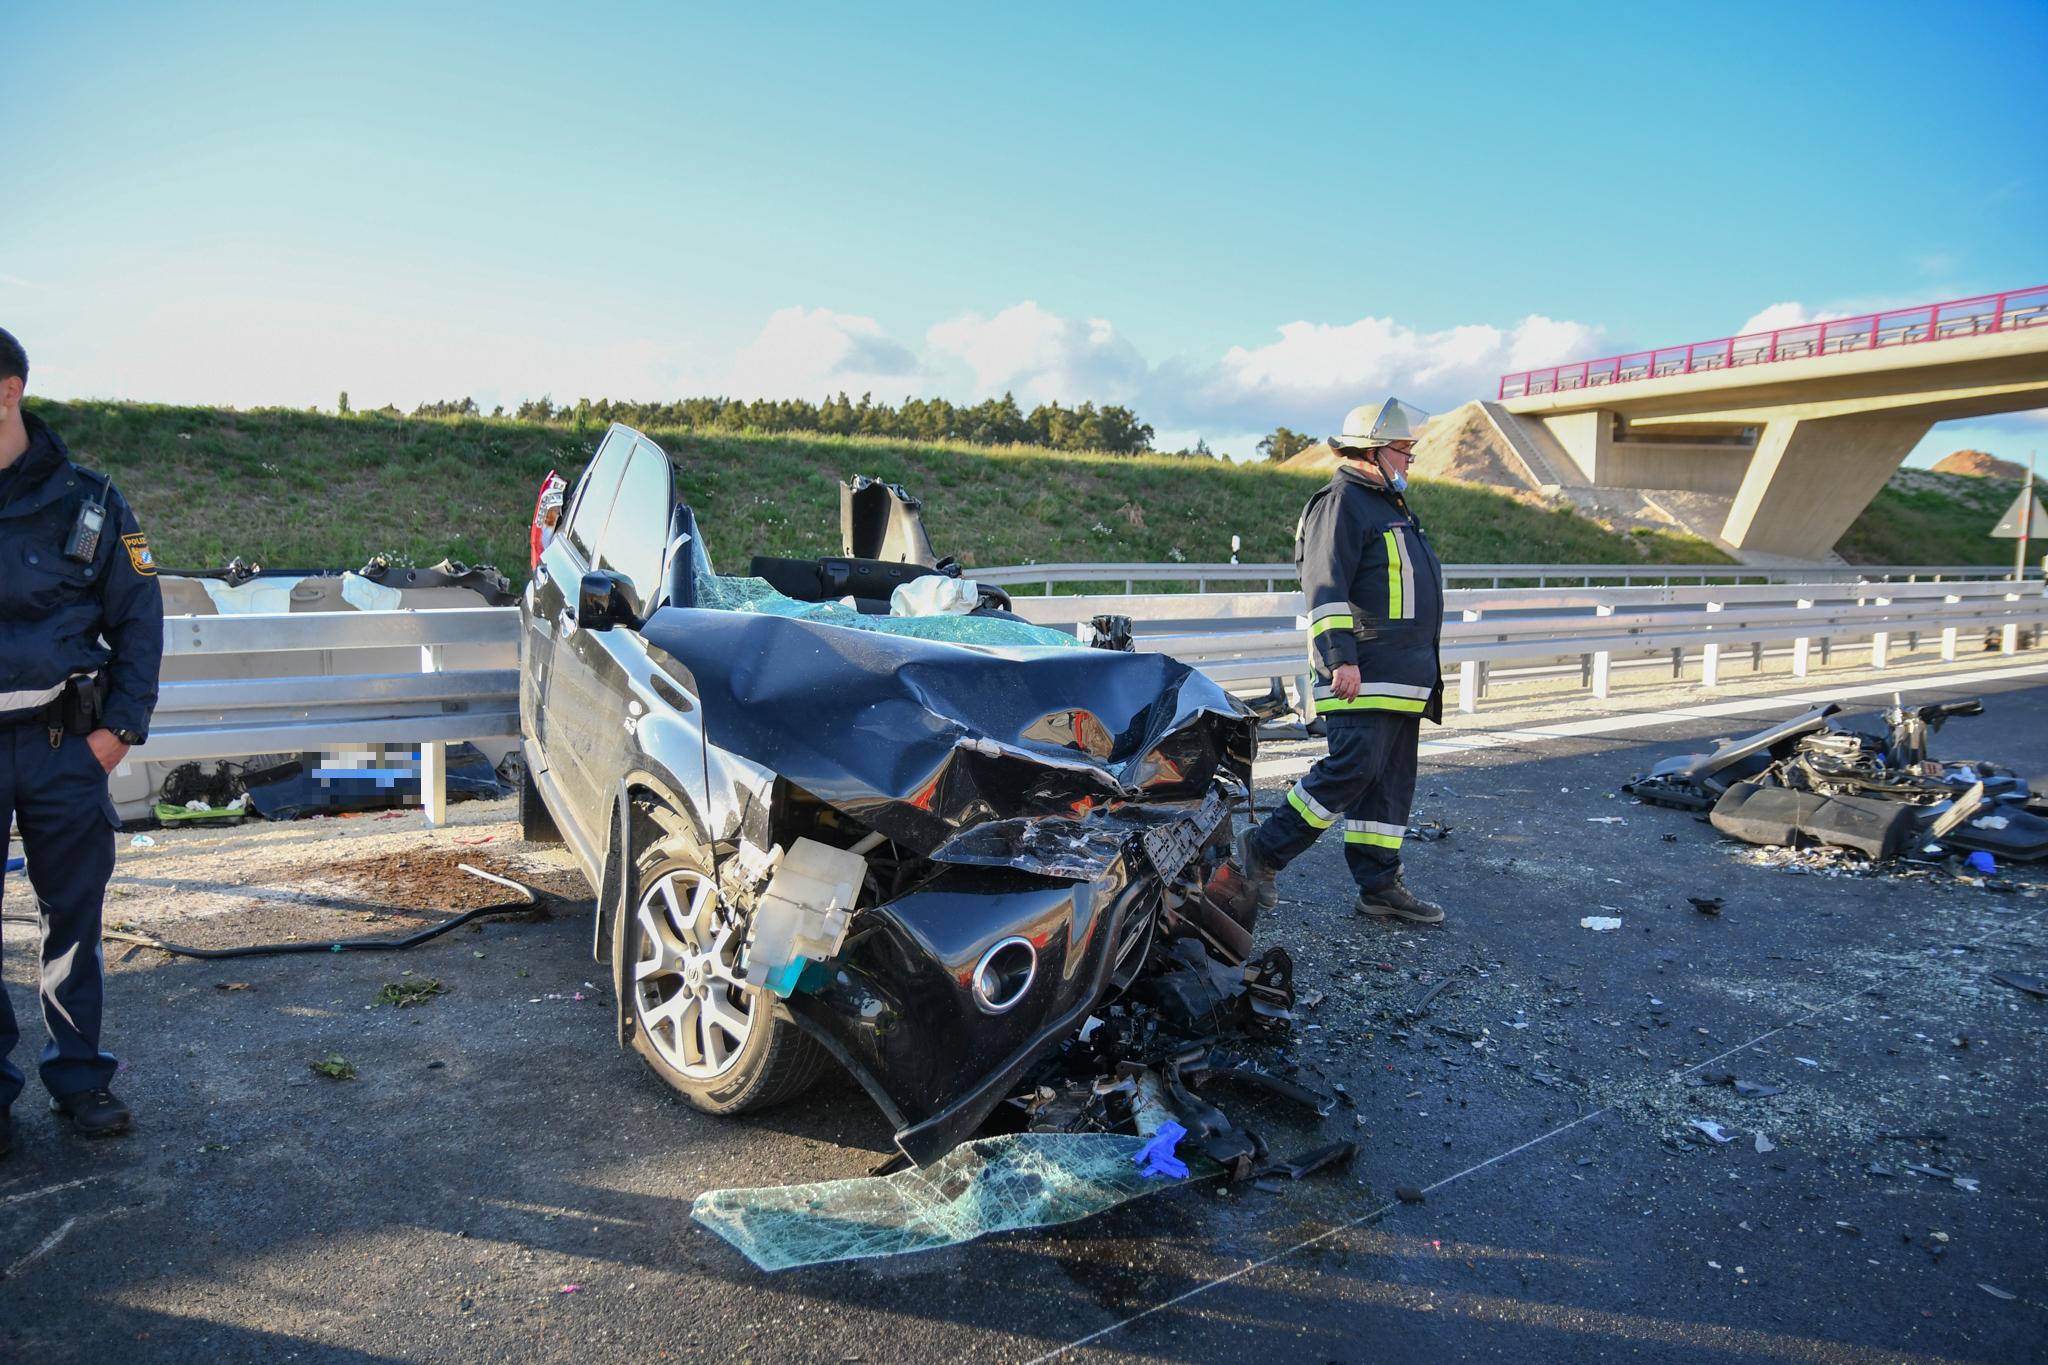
7,1,2045,464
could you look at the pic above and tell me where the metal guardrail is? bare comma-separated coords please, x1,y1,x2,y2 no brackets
1498,283,2048,400
976,561,2044,594
144,570,2047,815
1010,578,2048,717
151,608,520,824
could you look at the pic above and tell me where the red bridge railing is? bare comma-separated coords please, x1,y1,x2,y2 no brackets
1498,284,2048,401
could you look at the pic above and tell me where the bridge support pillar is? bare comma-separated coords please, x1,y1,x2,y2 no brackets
1719,413,1932,558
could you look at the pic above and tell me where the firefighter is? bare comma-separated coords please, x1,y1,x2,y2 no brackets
1221,398,1447,924
0,327,164,1155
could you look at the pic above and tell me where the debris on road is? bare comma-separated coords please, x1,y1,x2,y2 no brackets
1624,697,2048,869
691,1133,1195,1271
1754,1132,1776,1153
1689,896,1724,916
309,1055,357,1081
1689,1120,1736,1144
374,976,447,1008
1990,970,2047,999
1579,916,1623,932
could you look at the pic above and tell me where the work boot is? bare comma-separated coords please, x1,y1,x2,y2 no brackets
1234,826,1280,916
50,1087,131,1138
1354,879,1445,925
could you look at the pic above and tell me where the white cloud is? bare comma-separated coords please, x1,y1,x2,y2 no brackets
925,302,1147,405
1735,301,1847,334
726,306,921,401
1158,313,1604,434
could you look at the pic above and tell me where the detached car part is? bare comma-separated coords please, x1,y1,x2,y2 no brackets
1635,695,2047,863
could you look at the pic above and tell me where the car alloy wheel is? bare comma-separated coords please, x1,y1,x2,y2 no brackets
631,866,757,1080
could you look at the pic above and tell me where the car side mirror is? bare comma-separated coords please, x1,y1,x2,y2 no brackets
576,571,640,632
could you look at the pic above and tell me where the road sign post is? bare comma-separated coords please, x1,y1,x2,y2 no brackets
1990,454,2044,582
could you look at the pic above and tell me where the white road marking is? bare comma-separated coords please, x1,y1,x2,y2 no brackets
0,1176,96,1208
2,1216,77,1279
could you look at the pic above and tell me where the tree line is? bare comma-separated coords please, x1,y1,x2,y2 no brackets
337,387,1333,463
372,390,1175,455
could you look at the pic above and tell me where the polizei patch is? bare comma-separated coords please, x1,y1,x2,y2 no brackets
123,532,156,576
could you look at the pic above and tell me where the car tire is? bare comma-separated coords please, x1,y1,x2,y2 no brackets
519,759,563,845
621,826,831,1115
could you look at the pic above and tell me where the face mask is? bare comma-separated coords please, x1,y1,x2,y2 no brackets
1375,453,1407,492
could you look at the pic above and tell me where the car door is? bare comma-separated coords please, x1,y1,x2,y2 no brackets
544,430,677,837
529,427,636,839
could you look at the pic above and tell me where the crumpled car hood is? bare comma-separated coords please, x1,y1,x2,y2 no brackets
642,609,1254,871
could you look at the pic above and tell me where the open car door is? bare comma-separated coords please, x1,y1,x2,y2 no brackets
540,425,679,839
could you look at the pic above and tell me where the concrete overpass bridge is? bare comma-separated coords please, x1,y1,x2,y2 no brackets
1491,285,2048,559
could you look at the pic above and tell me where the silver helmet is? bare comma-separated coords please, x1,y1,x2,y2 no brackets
1331,397,1429,451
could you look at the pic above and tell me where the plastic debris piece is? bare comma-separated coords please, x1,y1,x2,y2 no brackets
1689,897,1724,916
1579,916,1623,932
1979,1283,2015,1300
1989,971,2047,999
1689,1120,1736,1144
1754,1132,1776,1154
1732,1079,1785,1099
1794,1057,1821,1067
690,1133,1186,1271
129,834,156,849
1133,1122,1190,1180
559,1284,580,1295
1586,817,1627,825
1965,851,1998,875
1395,1186,1426,1204
1952,1177,1980,1193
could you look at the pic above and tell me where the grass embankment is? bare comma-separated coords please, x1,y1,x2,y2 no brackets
30,400,1731,583
1834,469,2036,566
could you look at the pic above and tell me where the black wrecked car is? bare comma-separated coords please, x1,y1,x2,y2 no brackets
520,424,1256,1163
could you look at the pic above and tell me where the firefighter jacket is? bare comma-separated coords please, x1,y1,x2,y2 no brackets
0,411,164,736
1296,462,1445,722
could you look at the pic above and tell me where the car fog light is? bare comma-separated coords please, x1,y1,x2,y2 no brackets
971,936,1037,1014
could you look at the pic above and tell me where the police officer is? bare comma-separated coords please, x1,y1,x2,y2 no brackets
1218,398,1447,925
0,327,163,1156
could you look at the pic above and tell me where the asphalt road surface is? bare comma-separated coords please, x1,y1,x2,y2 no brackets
2,676,2044,1363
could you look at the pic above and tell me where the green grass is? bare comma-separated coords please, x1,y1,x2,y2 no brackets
1835,470,2035,566
30,399,1733,582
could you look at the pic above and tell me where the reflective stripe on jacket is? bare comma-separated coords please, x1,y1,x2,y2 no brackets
1294,463,1446,721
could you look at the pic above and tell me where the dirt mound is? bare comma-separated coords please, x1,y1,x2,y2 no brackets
1932,449,2025,480
1410,401,1529,489
1279,439,1342,474
1279,405,1529,488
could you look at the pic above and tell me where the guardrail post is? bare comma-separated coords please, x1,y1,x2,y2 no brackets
1590,604,1614,699
1699,601,1723,688
1870,597,1892,670
2003,594,2021,654
1792,599,1814,676
1457,609,1483,714
420,643,447,826
1942,595,1961,662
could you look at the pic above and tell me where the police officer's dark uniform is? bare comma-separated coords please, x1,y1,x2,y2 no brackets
1,409,163,1150
1225,416,1447,924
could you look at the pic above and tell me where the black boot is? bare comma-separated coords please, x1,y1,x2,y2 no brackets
1355,879,1445,925
1234,826,1279,915
50,1087,131,1137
